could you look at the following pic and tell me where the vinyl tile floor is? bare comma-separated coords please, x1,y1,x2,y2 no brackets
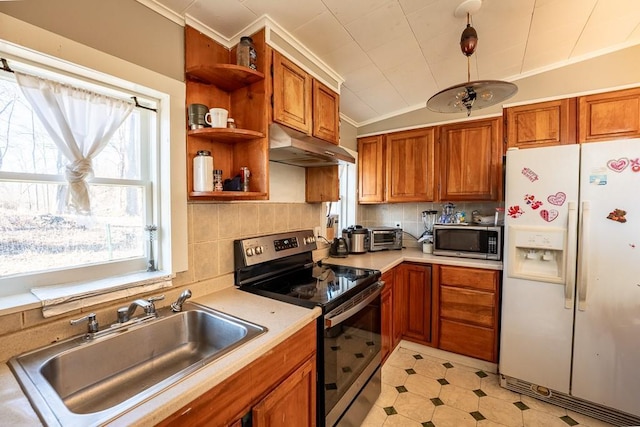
361,346,615,427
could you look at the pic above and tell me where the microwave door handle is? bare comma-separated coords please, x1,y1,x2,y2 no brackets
324,283,383,329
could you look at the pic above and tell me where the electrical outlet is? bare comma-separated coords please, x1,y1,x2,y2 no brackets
394,221,402,229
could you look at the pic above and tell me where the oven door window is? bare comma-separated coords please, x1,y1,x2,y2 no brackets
323,293,381,417
372,232,393,245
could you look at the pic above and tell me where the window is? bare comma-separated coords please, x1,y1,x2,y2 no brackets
0,61,161,297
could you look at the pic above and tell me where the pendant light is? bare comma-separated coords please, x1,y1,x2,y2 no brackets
427,1,517,116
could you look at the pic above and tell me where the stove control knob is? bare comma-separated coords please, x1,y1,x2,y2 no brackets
255,246,263,255
246,247,254,257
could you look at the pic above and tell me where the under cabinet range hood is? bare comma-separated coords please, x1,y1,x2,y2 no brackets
269,123,355,167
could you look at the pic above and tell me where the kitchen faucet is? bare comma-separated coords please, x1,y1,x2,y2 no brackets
170,289,192,312
117,295,164,323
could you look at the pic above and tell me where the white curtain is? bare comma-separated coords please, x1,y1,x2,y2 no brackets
15,72,134,215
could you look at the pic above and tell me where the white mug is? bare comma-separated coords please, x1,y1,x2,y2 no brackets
205,108,228,128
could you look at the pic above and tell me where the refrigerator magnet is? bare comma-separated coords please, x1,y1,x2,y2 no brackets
507,205,524,218
540,209,558,222
606,158,629,172
524,194,543,209
521,167,539,182
589,172,607,185
606,208,627,223
547,192,566,206
630,158,640,172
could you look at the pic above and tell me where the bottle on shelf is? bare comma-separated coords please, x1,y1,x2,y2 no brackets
237,36,257,70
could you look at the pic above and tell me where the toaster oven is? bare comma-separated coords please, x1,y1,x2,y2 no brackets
367,227,403,251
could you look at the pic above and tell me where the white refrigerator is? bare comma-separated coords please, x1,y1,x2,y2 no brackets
500,139,640,425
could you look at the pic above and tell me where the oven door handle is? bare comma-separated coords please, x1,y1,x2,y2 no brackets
324,282,383,329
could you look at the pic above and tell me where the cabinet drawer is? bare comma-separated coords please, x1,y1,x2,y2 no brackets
440,286,495,328
439,266,497,292
439,319,496,362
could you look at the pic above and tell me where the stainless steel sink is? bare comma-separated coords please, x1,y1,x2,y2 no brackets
9,302,267,426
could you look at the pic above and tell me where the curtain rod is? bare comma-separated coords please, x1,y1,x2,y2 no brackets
131,96,157,113
1,57,157,113
1,58,14,73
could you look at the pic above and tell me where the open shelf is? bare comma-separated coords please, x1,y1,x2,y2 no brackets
188,127,264,143
186,64,265,92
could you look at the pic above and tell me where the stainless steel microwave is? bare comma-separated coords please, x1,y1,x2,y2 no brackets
433,224,502,260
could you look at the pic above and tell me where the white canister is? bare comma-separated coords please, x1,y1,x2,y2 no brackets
193,150,213,192
422,242,433,254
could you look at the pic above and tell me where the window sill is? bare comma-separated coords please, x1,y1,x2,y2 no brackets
0,271,173,318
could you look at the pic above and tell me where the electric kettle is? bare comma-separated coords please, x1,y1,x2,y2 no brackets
329,237,349,258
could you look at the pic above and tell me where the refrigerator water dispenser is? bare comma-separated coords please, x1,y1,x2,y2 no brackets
508,226,566,284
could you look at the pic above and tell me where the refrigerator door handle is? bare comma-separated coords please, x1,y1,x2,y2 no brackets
577,200,591,311
564,201,578,309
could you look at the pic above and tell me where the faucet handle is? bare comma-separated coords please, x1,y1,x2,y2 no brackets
145,294,165,315
147,294,165,304
70,313,99,334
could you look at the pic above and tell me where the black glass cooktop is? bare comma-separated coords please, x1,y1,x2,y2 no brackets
240,262,380,312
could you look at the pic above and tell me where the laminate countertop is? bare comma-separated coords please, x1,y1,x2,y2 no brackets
0,287,321,426
320,247,503,272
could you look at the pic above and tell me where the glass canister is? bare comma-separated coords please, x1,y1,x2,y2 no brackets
193,150,213,192
237,36,257,70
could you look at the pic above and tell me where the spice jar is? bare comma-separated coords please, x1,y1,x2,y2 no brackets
193,150,213,192
227,118,236,129
237,36,257,70
213,169,223,192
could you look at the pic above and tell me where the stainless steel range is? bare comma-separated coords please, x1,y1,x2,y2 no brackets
234,230,383,427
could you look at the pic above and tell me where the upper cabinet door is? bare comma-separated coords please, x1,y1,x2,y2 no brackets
312,80,340,144
439,117,502,201
272,52,312,134
358,135,385,203
505,98,577,149
578,87,640,143
386,128,436,202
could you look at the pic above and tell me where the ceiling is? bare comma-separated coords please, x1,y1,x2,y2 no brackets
147,0,640,126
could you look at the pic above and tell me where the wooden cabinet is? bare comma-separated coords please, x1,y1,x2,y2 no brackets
437,265,500,362
357,135,385,203
253,356,316,427
273,52,312,136
273,51,340,145
398,263,433,346
386,128,436,202
185,26,269,201
381,269,395,364
439,117,503,201
312,80,340,144
357,128,436,204
159,321,316,426
578,87,640,143
305,165,339,202
505,98,577,149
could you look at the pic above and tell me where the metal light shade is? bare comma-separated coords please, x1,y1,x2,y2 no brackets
427,80,518,116
427,5,517,116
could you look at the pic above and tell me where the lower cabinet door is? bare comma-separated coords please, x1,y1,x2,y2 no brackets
439,319,496,362
252,356,317,427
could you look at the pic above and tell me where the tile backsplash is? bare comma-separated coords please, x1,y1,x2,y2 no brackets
358,202,502,248
0,202,323,362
